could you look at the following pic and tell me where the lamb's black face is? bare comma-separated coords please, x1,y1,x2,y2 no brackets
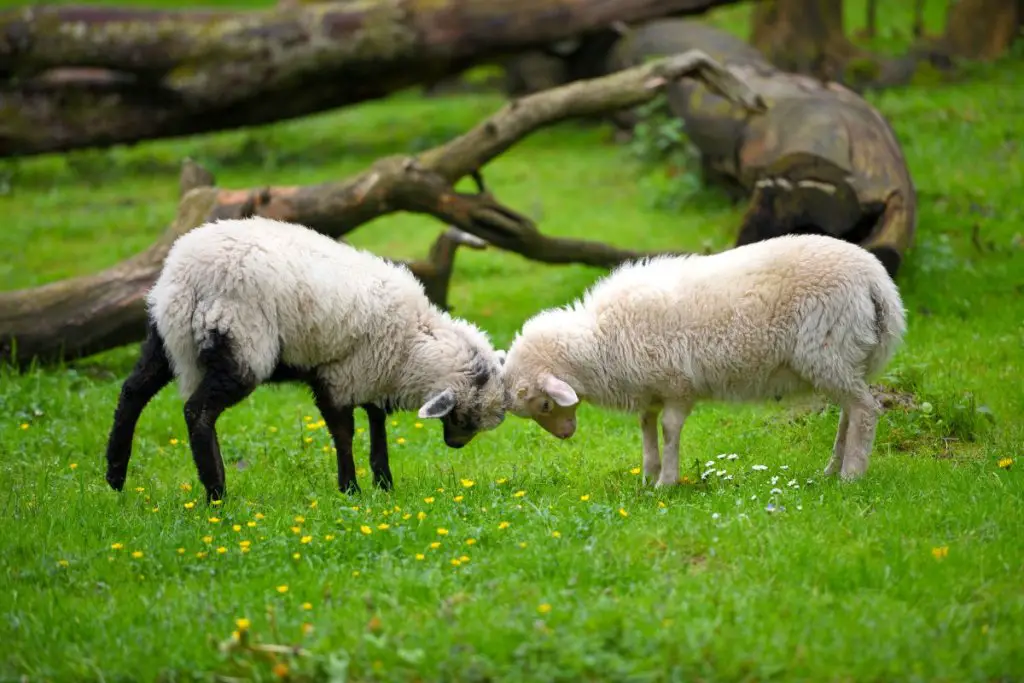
441,410,479,449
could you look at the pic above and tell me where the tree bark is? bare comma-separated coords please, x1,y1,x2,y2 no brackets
749,0,855,80
0,0,750,158
0,50,765,368
939,0,1020,60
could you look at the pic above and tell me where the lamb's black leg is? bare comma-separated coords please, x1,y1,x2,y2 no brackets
105,322,173,492
183,333,255,503
363,403,393,491
310,379,359,494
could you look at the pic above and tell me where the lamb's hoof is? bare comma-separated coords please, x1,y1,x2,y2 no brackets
106,472,126,492
642,471,661,487
839,466,866,482
654,476,679,488
823,459,842,477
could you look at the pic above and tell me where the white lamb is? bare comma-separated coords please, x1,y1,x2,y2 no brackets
500,234,907,485
103,216,506,502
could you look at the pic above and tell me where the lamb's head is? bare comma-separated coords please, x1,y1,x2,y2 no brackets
500,335,581,440
414,318,507,449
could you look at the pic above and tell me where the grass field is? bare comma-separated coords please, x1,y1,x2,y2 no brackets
2,1,1023,681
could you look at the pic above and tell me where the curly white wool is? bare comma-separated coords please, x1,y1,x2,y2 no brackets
501,233,907,484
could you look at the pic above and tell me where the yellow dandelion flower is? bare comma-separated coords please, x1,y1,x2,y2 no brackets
240,540,251,548
277,585,289,593
436,527,449,536
402,513,411,520
429,542,441,549
424,497,435,504
208,517,221,524
134,486,145,493
414,422,423,429
325,534,335,541
255,513,265,520
459,554,470,562
932,546,949,560
184,502,195,510
177,548,185,555
450,558,462,567
290,526,301,534
216,547,227,554
304,437,313,444
356,427,365,434
247,521,257,528
322,445,331,452
417,511,427,520
658,501,667,509
293,552,301,560
131,551,144,559
310,500,318,508
619,508,629,517
352,570,360,577
396,437,407,445
518,542,527,548
302,622,315,636
538,603,552,614
202,535,213,544
57,559,69,568
998,457,1013,469
269,426,278,433
551,531,561,538
272,662,289,678
20,423,29,430
294,515,305,523
454,495,464,503
235,618,251,630
169,438,178,445
304,415,313,422
391,420,399,427
465,538,477,545
302,602,313,611
377,523,390,531
111,543,124,550
630,467,641,475
196,551,207,559
151,506,159,513
360,525,372,535
178,482,191,492
460,479,475,488
356,467,367,476
513,490,526,498
496,477,508,484
241,547,250,554
231,524,241,532
300,535,312,544
437,487,445,492
69,463,78,470
580,494,590,501
498,521,510,530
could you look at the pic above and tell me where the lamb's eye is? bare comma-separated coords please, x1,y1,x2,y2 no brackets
540,400,552,414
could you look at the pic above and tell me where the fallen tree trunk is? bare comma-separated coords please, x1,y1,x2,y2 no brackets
501,19,917,275
0,50,765,368
0,0,751,158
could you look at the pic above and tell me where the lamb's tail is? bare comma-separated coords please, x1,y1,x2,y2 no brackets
145,276,203,400
864,272,907,380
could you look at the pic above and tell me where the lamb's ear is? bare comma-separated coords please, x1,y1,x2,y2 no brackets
418,388,457,419
540,374,579,407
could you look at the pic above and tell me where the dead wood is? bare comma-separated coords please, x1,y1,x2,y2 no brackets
0,0,751,158
0,50,766,368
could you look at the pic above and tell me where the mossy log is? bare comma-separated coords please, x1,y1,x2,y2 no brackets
0,0,749,157
0,50,765,368
502,19,916,276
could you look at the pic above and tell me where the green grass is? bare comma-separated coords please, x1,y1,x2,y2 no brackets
2,1,1023,681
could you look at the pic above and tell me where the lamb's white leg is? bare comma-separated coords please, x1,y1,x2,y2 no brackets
839,389,880,481
656,403,691,488
640,409,661,485
824,408,850,477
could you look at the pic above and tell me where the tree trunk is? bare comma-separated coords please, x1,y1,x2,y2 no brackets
0,51,766,368
749,0,856,80
940,0,1020,59
0,0,750,158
